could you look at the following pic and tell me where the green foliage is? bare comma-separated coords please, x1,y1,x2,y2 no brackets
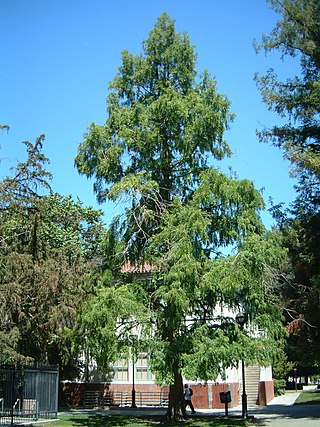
75,13,234,246
272,346,295,381
255,0,320,369
147,193,286,383
273,211,320,368
0,135,52,206
272,343,295,396
273,378,287,396
73,275,149,370
255,0,320,203
0,136,104,370
75,13,287,417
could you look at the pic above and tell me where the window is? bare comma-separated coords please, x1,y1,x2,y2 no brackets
136,353,155,381
114,358,128,381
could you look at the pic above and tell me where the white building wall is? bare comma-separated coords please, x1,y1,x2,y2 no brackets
259,365,273,382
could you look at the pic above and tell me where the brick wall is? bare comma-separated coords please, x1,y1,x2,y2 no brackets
210,383,240,409
60,381,245,410
59,382,163,409
258,381,274,406
189,384,209,409
60,382,86,407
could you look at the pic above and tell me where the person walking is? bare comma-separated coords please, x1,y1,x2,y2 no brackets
184,384,196,414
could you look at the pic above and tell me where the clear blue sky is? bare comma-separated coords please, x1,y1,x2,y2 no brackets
1,0,298,227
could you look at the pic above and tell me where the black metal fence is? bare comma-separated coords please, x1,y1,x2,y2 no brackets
84,390,169,408
0,364,59,425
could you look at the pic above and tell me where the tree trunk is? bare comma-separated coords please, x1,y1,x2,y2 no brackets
166,371,187,421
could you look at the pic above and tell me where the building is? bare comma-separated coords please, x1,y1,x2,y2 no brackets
60,261,275,409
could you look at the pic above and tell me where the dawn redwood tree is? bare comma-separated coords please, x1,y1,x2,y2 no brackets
144,171,285,419
75,13,233,259
76,14,285,419
255,0,320,369
77,170,285,419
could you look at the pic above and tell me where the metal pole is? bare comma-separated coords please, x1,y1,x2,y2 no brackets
131,340,137,408
241,359,248,419
235,313,249,419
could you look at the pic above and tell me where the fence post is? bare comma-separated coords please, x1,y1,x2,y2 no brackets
10,365,15,426
55,366,59,417
35,368,39,420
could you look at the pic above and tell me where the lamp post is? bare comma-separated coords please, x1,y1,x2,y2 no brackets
235,312,248,419
129,334,137,408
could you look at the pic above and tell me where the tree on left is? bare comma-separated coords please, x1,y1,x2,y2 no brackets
0,133,105,378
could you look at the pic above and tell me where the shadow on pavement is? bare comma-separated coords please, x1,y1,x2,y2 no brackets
249,404,320,426
62,402,320,426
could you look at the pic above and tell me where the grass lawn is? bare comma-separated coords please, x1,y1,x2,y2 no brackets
295,389,320,405
30,412,248,427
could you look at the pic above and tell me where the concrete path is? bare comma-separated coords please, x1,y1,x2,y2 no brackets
247,392,320,426
268,392,301,405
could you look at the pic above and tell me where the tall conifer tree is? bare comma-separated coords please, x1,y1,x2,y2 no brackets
76,14,285,419
255,0,320,369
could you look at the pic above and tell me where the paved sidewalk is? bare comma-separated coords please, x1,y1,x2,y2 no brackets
268,392,301,405
249,392,320,426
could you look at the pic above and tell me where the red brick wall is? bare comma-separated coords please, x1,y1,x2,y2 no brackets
258,381,274,406
60,382,166,408
210,383,240,409
60,381,243,409
109,383,163,393
60,382,85,407
189,384,209,409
